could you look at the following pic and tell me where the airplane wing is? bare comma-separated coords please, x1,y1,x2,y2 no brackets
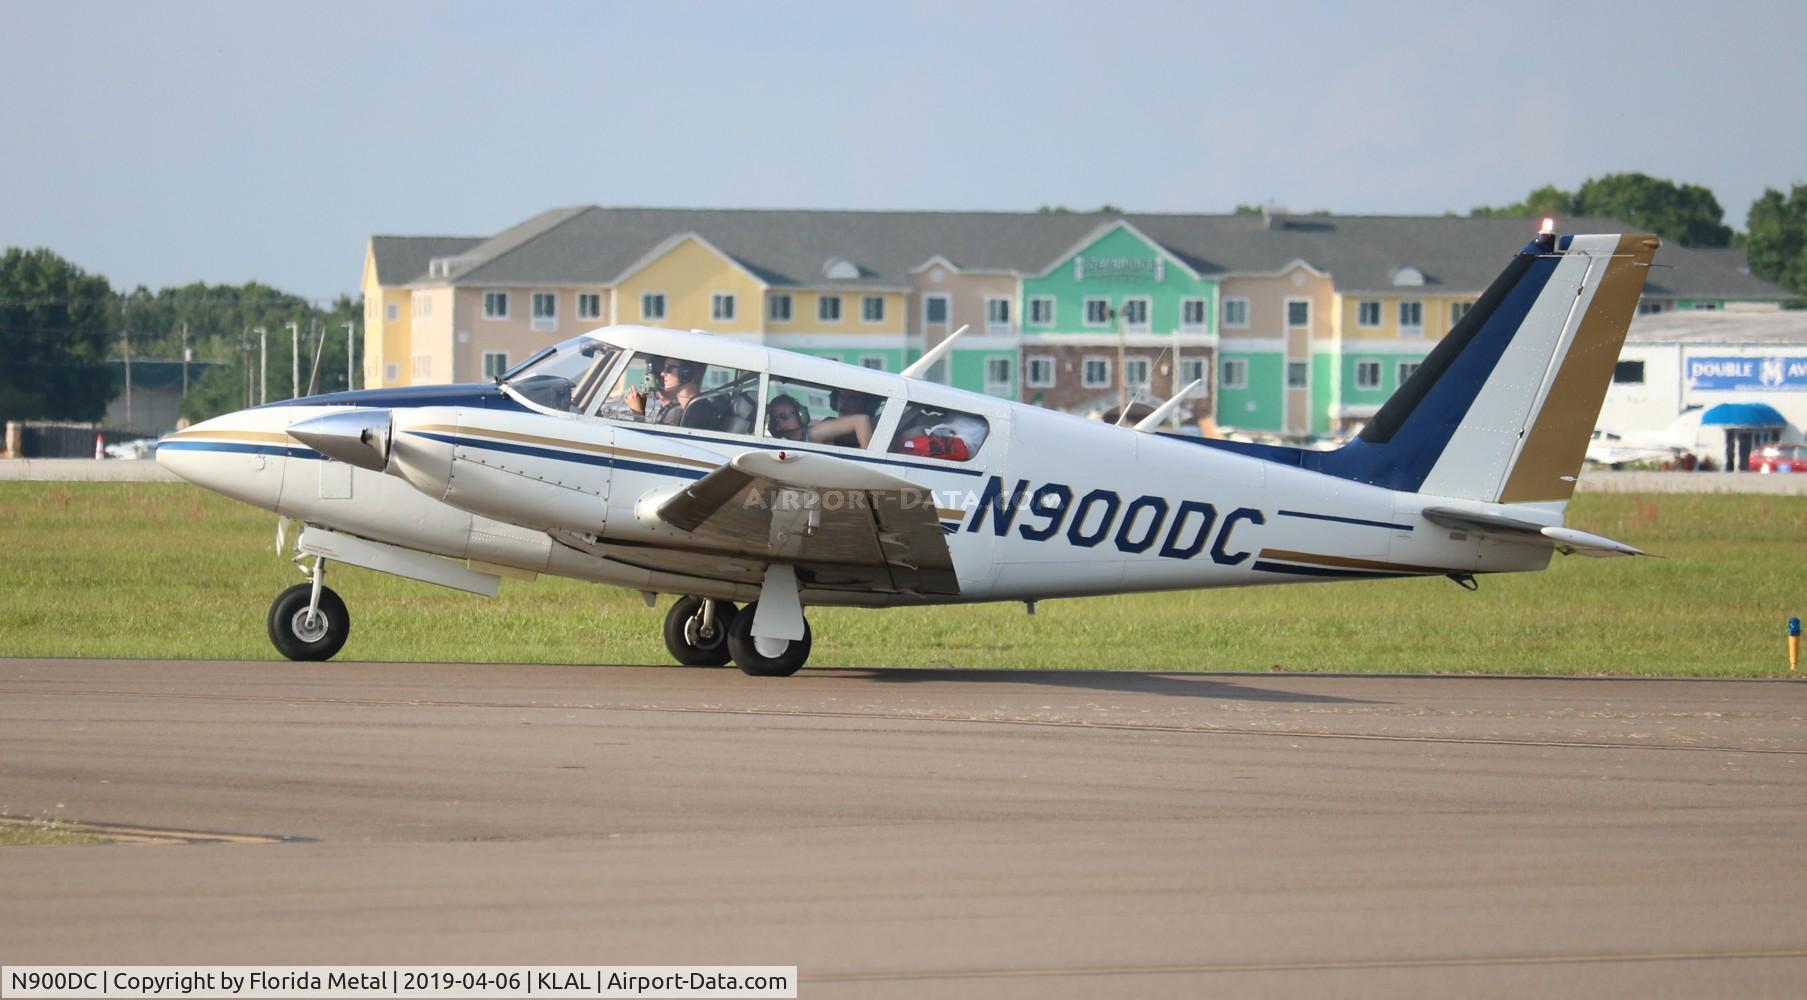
653,449,960,596
1419,506,1646,558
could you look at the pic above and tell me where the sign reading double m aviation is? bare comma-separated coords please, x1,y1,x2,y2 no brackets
1686,355,1807,391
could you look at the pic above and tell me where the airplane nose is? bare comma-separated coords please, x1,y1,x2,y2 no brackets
288,410,392,472
155,412,287,511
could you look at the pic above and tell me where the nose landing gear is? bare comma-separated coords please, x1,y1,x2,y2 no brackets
268,555,349,661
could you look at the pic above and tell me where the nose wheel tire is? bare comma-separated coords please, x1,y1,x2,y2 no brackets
267,583,350,661
662,596,738,667
726,600,812,677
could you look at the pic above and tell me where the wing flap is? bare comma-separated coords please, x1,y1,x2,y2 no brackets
653,449,959,595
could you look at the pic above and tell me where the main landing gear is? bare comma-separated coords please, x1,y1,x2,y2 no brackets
664,596,811,677
268,554,350,661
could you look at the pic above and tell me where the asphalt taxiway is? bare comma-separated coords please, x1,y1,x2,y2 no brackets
3,658,1806,998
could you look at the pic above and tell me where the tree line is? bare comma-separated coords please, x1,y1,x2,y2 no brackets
0,247,360,427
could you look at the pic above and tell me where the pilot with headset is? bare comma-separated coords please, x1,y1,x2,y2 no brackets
626,356,707,426
766,392,874,447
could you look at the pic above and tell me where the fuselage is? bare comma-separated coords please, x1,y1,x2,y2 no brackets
159,326,1554,608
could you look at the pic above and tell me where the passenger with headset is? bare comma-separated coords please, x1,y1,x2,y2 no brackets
626,355,706,426
766,392,874,447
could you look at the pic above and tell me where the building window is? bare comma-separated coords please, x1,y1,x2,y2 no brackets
985,357,1012,395
1693,302,1719,311
1613,360,1646,384
483,291,508,319
1355,360,1381,390
924,294,949,326
1221,359,1248,389
1180,358,1204,384
385,303,399,323
577,293,602,320
1638,301,1667,315
985,297,1011,332
1082,356,1111,388
1124,356,1150,388
769,294,793,322
1398,361,1421,383
1286,361,1309,389
641,293,665,321
531,292,556,331
819,295,842,322
1222,297,1249,328
482,351,509,380
411,354,432,379
1122,297,1150,332
1399,300,1423,332
862,296,885,323
1358,301,1381,327
712,293,736,321
860,355,886,371
412,293,431,318
1181,298,1207,331
1028,296,1054,326
384,362,399,383
1084,297,1111,327
1026,354,1055,388
1286,299,1310,328
1451,300,1473,325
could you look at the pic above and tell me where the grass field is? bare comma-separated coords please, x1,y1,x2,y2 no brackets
0,482,1800,676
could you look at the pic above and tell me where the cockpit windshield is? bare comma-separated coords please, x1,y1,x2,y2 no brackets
501,337,623,412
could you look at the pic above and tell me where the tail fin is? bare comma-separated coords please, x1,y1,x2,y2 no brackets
1189,230,1659,503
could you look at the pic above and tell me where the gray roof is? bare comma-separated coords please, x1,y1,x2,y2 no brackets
369,235,483,285
384,208,1793,301
1628,309,1807,345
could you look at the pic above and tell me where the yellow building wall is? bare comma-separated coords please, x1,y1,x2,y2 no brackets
1338,294,1475,342
616,238,766,335
358,244,421,387
765,289,907,335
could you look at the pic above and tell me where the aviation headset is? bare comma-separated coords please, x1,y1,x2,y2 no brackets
648,356,704,384
765,393,811,436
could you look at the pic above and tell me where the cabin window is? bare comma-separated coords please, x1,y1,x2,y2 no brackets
595,350,759,432
888,402,990,463
763,375,887,449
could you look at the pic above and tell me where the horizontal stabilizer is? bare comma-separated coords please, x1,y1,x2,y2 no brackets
1421,506,1645,558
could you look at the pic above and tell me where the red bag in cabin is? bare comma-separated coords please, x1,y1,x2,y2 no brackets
900,433,970,461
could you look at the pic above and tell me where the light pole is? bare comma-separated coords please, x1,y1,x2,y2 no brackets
287,321,300,400
344,321,355,390
255,327,267,405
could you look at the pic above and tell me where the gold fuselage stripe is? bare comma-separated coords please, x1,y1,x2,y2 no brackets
1259,548,1456,576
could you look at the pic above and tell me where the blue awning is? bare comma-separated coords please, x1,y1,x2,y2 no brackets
1701,402,1788,427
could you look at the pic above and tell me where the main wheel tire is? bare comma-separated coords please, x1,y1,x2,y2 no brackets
267,583,350,661
662,596,738,667
726,600,812,677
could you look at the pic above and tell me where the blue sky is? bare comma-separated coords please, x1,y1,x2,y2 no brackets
2,0,1801,303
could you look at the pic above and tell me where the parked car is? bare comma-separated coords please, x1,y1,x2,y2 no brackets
1749,444,1807,473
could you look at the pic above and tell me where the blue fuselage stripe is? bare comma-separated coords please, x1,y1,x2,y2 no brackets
414,432,708,481
1276,510,1415,532
158,441,325,461
1251,560,1401,580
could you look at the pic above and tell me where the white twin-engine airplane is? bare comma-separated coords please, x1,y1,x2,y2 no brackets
159,226,1657,676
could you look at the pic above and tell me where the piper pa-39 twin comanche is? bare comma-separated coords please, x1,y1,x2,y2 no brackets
159,224,1657,676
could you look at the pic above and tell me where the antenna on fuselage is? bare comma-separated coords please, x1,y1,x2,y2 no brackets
1133,379,1203,433
1115,346,1172,426
900,324,970,380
